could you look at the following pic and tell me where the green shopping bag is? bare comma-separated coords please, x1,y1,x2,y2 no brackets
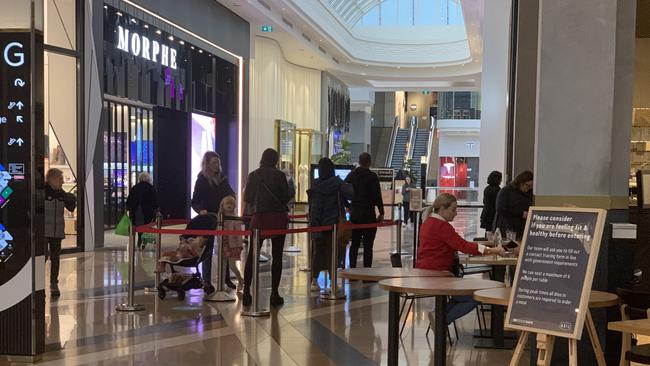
115,214,131,236
141,232,157,244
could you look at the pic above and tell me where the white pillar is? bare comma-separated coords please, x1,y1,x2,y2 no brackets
478,0,512,200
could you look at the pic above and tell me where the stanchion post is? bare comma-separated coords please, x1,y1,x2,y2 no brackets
300,231,312,272
396,219,402,256
322,224,345,300
413,210,422,268
241,229,270,316
206,212,236,302
116,216,145,311
145,212,163,293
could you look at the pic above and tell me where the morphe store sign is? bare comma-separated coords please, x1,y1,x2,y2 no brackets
116,25,178,69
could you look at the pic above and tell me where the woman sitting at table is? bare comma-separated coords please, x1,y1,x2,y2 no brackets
417,193,506,325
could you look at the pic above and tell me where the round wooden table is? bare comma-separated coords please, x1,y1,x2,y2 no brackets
379,277,505,366
473,288,619,366
338,268,450,281
473,287,619,308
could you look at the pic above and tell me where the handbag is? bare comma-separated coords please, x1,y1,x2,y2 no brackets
115,213,131,236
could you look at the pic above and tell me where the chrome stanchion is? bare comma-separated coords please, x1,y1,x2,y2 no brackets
396,219,402,256
116,220,145,311
206,212,236,302
241,229,270,317
322,224,344,300
300,231,312,272
145,213,163,293
413,210,422,269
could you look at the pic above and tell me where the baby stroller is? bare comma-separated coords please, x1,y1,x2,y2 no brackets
157,214,217,301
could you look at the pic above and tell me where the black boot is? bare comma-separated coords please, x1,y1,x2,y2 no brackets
242,288,252,307
224,277,236,290
270,290,284,307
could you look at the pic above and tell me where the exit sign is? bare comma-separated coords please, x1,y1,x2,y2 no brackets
261,25,273,33
422,90,430,95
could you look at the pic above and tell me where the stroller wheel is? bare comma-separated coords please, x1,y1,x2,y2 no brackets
178,290,185,301
158,288,166,299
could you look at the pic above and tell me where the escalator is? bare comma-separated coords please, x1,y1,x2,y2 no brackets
388,128,410,170
409,128,430,186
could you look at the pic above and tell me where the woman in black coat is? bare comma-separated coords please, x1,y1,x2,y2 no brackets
126,172,159,249
190,151,235,299
495,170,533,238
243,148,290,307
307,157,353,291
480,171,502,233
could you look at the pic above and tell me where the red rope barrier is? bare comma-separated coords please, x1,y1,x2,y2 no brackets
133,219,398,237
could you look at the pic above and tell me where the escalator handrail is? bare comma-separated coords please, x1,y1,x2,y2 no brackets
424,116,437,186
385,116,399,167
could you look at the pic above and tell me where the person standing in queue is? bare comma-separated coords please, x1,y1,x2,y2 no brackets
479,171,502,235
126,172,159,249
191,151,235,299
345,152,383,268
401,175,414,227
417,193,506,324
494,170,533,239
243,148,290,307
44,168,77,297
307,157,354,291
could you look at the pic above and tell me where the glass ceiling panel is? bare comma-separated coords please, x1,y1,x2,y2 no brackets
354,0,464,28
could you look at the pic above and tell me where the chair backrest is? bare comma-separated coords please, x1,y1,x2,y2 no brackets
617,287,650,319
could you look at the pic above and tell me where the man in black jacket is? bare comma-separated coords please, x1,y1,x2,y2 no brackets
345,152,384,268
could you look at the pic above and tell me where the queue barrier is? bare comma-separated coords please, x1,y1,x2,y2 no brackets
116,216,402,314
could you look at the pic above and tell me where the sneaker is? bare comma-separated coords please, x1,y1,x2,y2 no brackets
50,284,60,297
310,280,320,292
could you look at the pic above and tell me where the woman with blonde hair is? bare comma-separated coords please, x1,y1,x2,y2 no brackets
417,193,505,324
191,151,235,299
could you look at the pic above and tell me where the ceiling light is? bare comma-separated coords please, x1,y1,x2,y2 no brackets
179,40,185,45
103,5,107,9
130,18,137,24
168,35,174,41
116,11,123,16
396,66,401,69
156,29,162,35
199,49,203,53
191,46,195,49
361,72,367,75
144,24,149,29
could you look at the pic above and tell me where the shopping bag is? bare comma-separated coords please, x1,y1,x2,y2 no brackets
115,214,131,236
141,232,156,244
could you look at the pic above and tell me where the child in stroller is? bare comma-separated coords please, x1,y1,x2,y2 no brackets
157,214,217,300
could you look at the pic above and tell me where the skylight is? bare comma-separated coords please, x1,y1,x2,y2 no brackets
357,0,464,28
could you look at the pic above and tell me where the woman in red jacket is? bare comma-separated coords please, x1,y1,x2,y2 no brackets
417,193,505,324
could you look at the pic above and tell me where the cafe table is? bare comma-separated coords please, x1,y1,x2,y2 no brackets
474,288,619,366
379,277,504,366
338,267,450,281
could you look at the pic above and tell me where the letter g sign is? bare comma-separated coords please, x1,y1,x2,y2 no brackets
3,42,25,67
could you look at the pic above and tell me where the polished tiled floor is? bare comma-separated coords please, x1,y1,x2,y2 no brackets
13,208,535,365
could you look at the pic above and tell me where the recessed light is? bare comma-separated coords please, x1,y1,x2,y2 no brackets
130,18,137,23
191,46,195,49
144,24,149,29
199,49,203,53
116,11,123,16
156,29,162,35
168,35,174,41
104,5,107,9
179,40,185,45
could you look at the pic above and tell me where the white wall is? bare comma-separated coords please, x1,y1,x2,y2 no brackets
249,37,321,171
439,133,480,157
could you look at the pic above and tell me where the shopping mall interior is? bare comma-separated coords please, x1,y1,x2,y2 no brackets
1,0,650,365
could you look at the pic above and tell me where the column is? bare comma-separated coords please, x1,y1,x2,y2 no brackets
533,0,635,364
478,0,511,199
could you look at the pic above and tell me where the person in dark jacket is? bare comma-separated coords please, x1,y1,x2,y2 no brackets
126,172,159,249
307,157,354,291
495,170,533,238
345,152,384,268
401,175,414,226
44,168,76,296
190,151,235,300
480,171,502,233
243,148,290,307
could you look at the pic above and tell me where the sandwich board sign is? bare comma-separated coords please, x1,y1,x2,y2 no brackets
505,207,606,339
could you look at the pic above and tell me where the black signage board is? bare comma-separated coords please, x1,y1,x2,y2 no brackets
0,29,45,357
505,207,606,339
373,168,395,183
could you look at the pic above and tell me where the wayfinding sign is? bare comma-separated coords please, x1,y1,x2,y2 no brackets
505,207,606,339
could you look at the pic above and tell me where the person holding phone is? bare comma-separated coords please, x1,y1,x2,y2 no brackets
417,193,505,324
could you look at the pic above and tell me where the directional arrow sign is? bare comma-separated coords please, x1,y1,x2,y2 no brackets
13,78,25,87
7,102,15,110
16,116,23,123
15,102,23,110
15,138,24,146
7,138,15,146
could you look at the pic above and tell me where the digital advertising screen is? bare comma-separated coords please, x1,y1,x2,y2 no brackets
311,164,354,182
190,112,216,217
